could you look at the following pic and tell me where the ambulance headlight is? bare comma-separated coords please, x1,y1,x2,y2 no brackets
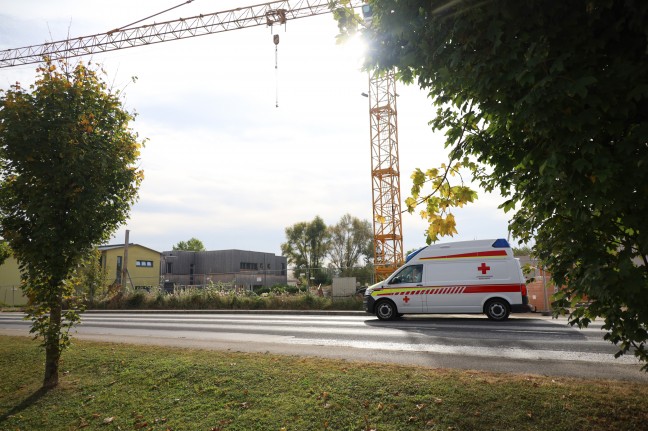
365,282,382,296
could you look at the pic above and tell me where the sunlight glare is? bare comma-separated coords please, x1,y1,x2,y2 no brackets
337,32,367,71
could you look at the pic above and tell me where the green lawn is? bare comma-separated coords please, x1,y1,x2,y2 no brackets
1,335,646,430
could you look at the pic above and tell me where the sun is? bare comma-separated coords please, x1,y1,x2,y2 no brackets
337,32,368,70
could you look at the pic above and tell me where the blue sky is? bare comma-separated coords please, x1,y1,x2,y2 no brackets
0,0,513,256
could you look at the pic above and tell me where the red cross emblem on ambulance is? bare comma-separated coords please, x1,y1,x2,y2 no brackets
478,263,491,274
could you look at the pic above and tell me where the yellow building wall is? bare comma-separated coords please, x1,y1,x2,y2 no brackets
0,256,27,306
102,245,160,289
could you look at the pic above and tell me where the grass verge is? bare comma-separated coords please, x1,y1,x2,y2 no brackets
1,335,647,431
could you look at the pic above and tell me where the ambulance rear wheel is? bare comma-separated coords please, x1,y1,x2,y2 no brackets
485,298,510,321
376,300,398,320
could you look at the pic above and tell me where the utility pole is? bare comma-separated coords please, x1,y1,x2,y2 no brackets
122,230,129,290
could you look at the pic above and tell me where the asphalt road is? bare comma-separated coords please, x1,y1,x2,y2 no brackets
1,311,646,382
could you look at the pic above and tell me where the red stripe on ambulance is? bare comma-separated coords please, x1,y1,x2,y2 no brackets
464,284,522,294
421,249,507,260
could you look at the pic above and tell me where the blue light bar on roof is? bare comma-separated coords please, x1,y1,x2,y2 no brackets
492,238,511,248
406,246,426,262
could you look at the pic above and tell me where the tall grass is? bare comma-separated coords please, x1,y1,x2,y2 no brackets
90,285,363,311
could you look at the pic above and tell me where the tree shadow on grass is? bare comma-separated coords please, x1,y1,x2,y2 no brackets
0,387,49,424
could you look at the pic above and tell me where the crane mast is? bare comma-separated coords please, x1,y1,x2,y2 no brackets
369,69,404,280
0,0,404,280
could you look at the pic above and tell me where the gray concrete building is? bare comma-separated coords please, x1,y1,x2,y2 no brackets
161,249,287,290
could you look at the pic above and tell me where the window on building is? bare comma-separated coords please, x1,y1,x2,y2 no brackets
136,260,154,268
240,262,258,271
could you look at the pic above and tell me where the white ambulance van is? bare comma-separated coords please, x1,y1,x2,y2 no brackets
364,239,530,321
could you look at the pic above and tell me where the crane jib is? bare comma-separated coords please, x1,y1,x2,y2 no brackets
0,0,364,69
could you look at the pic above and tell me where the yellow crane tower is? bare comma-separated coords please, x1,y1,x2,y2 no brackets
0,0,404,280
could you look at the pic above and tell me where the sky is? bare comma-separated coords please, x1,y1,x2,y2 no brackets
0,0,513,257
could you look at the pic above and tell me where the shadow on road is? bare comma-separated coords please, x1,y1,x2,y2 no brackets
363,314,589,341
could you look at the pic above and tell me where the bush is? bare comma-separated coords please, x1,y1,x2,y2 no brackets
254,286,271,295
126,291,147,309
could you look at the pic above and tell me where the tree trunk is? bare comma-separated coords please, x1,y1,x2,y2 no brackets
43,295,62,389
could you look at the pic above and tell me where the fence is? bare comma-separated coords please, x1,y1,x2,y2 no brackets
161,271,287,291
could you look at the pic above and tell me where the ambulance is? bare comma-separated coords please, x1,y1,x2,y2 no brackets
364,239,530,321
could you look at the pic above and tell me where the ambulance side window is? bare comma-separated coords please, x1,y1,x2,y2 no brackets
389,264,423,284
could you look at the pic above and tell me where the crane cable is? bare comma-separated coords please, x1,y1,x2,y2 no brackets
111,0,195,32
274,34,280,108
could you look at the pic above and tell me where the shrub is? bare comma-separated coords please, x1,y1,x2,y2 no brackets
126,291,147,309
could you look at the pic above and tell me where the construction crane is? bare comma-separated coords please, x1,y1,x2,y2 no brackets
368,69,403,280
0,0,404,280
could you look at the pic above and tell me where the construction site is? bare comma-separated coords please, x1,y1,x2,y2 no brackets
0,1,506,281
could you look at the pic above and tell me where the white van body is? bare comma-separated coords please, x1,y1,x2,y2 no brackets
364,239,530,321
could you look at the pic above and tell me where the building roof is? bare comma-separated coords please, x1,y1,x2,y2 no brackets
162,249,283,256
98,243,161,254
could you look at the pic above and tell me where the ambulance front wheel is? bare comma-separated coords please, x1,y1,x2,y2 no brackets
375,300,399,320
485,298,510,321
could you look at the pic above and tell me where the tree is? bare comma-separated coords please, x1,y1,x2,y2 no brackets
513,246,534,258
0,240,10,267
173,237,206,252
351,1,648,368
281,216,330,285
0,61,144,388
71,248,109,305
328,214,373,277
